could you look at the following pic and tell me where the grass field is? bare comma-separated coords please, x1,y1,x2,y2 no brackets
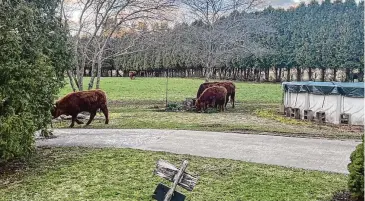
56,77,362,139
0,147,347,201
60,77,282,103
1,77,354,201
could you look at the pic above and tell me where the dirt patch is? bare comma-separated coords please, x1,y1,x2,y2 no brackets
330,190,355,201
0,160,27,178
229,130,355,140
108,100,164,106
333,125,364,133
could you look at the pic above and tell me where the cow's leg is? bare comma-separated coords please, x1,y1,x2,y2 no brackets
70,114,77,128
231,92,235,108
100,104,109,124
85,111,96,126
225,94,229,109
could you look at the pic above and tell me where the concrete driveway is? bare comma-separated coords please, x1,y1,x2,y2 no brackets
36,129,361,174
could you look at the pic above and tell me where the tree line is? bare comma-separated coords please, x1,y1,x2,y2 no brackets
82,0,364,82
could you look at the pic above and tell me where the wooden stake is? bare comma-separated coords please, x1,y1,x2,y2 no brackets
164,160,189,201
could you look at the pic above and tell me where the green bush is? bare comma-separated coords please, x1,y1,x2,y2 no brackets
0,0,72,162
347,136,364,201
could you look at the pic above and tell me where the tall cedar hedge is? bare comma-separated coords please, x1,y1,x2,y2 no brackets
0,0,72,162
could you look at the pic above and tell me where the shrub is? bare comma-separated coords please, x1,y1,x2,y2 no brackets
0,0,72,162
347,136,364,201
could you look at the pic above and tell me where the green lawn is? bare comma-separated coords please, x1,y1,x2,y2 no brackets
56,77,363,139
60,77,282,103
0,147,347,201
1,78,353,200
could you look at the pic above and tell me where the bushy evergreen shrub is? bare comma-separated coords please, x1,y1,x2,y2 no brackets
347,136,364,201
0,0,72,162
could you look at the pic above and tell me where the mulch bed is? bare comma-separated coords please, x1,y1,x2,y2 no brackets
330,190,356,201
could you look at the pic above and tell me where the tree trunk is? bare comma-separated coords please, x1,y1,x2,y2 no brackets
96,53,102,89
67,70,77,92
237,68,242,80
308,68,312,81
247,68,251,80
278,67,282,82
233,68,237,80
243,67,247,80
286,67,291,82
274,67,278,82
345,68,351,82
206,68,213,82
88,50,99,90
333,68,337,81
296,67,301,81
359,68,364,82
264,68,269,81
321,68,325,82
77,56,86,91
254,69,258,82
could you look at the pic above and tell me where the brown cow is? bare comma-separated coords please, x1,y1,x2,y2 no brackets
195,86,227,112
51,89,109,128
129,71,137,80
196,81,236,108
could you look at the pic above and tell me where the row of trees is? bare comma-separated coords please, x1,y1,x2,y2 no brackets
65,0,266,91
61,0,177,91
78,0,363,83
262,0,364,82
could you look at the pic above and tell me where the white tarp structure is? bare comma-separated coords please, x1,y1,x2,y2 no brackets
282,82,364,125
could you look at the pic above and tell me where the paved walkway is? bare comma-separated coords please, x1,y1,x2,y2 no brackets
36,129,361,174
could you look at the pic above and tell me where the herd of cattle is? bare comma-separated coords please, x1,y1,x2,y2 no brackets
195,81,236,112
51,81,236,127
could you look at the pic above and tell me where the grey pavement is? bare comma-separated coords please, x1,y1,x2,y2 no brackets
36,129,361,174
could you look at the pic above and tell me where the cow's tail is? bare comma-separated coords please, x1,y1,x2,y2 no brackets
96,90,108,114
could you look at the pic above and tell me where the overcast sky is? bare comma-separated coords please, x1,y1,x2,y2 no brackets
268,0,302,8
66,0,363,31
266,0,361,8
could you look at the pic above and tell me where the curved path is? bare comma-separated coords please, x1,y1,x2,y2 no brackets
36,129,361,174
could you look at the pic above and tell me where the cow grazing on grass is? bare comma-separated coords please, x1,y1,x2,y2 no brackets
196,81,236,108
195,86,227,112
51,89,109,128
129,71,137,79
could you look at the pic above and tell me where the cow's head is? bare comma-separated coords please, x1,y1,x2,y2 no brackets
51,103,62,118
195,99,201,112
195,99,206,112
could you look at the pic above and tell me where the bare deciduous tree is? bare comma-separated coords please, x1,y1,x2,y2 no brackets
62,0,176,91
180,0,268,81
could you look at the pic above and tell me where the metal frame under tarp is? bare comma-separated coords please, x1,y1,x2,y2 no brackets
282,81,364,125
